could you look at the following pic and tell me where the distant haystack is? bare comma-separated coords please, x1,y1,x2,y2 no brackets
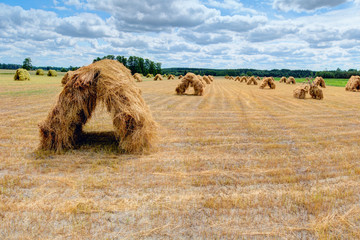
279,76,287,83
240,76,247,83
286,76,296,84
256,76,261,81
314,76,326,88
178,75,183,79
175,72,204,96
36,69,45,76
247,76,257,85
39,59,157,153
309,85,324,100
208,75,214,82
197,75,207,87
154,74,163,81
146,73,153,78
234,76,241,81
345,75,360,92
203,76,211,84
14,68,30,81
293,84,310,99
47,70,57,77
168,74,175,80
260,77,276,89
133,73,142,82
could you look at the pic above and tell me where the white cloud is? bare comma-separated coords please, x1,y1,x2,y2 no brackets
273,0,349,12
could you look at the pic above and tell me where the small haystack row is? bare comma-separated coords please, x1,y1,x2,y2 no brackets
259,77,276,89
247,76,258,85
279,77,287,83
154,74,163,81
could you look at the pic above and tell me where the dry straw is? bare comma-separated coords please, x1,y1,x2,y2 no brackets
234,76,241,81
286,76,296,84
133,73,142,82
309,85,324,100
313,76,326,88
208,75,214,82
259,77,276,89
240,76,248,83
14,68,30,81
247,76,258,85
167,74,175,80
175,72,204,96
345,75,360,92
178,75,183,79
203,76,211,84
279,76,287,83
39,59,157,153
154,74,163,81
47,70,58,77
36,69,45,76
293,84,310,99
146,73,153,78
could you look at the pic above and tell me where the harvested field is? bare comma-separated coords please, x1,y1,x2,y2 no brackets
1,73,360,239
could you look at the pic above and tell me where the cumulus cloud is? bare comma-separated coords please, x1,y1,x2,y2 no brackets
273,0,349,12
247,25,298,42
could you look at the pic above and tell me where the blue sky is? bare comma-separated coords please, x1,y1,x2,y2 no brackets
1,0,360,70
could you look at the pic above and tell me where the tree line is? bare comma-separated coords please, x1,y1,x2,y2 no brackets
93,55,162,75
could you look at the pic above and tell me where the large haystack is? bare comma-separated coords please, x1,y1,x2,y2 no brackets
175,73,204,96
14,68,30,81
234,76,241,81
39,59,157,153
154,74,163,81
309,85,324,100
260,77,276,89
168,74,175,80
133,73,142,82
286,76,296,84
293,84,310,99
279,76,287,83
47,70,58,77
247,76,258,85
203,76,211,84
345,75,360,92
314,76,326,88
36,69,45,76
240,76,248,83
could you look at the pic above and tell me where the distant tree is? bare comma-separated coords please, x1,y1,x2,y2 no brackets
22,57,32,70
60,68,67,72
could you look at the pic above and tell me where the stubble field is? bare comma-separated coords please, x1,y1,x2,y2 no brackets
1,72,360,239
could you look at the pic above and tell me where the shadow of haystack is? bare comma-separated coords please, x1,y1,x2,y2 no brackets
39,59,157,154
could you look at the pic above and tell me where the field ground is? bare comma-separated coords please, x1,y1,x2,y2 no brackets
1,71,360,239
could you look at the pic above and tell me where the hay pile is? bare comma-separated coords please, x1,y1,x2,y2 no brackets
178,75,183,79
293,84,310,99
168,74,175,80
240,76,248,83
314,77,326,88
175,72,204,96
208,75,214,82
203,76,211,84
154,74,163,81
259,77,276,89
247,76,258,85
234,76,241,81
309,85,324,100
279,77,287,83
256,76,261,81
133,73,142,82
286,76,296,84
197,75,207,87
36,69,45,75
345,75,360,92
39,59,157,153
146,73,153,78
14,68,30,81
47,70,58,77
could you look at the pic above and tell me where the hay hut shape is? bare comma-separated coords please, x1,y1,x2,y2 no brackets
309,85,324,100
293,84,310,99
47,70,58,77
203,76,211,84
256,76,261,81
345,75,360,92
247,76,258,85
259,77,276,89
240,76,247,83
154,74,163,81
175,73,204,96
208,75,214,82
36,69,45,76
178,75,183,79
168,74,175,80
146,73,153,78
234,76,241,81
133,73,142,82
286,76,296,84
279,77,287,83
228,76,234,80
314,77,326,88
14,68,30,81
38,59,157,153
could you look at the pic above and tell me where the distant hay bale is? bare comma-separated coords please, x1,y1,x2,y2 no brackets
133,73,142,82
314,76,326,88
228,76,234,80
240,76,247,83
47,70,58,77
197,75,207,87
259,77,276,89
256,76,261,81
38,59,157,153
234,76,241,81
208,75,214,82
36,69,45,76
309,85,324,100
146,73,153,78
168,74,175,80
345,75,360,92
293,84,310,99
247,76,258,85
286,76,296,84
175,72,204,96
203,76,211,84
154,74,163,81
178,75,183,79
279,76,287,83
14,68,30,81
